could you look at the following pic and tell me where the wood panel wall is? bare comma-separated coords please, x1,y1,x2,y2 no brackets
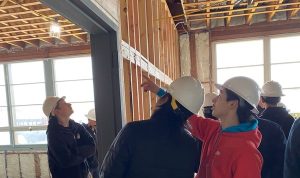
120,0,180,123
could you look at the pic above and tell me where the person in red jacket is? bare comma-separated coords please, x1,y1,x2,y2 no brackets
142,76,263,178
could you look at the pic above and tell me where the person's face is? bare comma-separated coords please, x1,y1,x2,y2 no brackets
212,89,235,119
53,99,73,118
258,97,266,109
88,119,97,126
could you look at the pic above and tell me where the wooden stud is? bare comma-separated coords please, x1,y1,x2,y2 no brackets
287,0,300,19
120,0,130,43
189,33,198,78
131,63,139,121
245,2,259,25
146,0,155,64
225,0,235,27
123,60,133,122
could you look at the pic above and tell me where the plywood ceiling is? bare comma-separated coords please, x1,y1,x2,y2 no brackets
176,0,300,30
0,0,88,52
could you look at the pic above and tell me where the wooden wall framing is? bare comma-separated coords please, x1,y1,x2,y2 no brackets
120,0,180,123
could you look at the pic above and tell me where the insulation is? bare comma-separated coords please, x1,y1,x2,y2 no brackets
20,154,35,178
6,154,21,178
0,153,6,178
39,154,51,178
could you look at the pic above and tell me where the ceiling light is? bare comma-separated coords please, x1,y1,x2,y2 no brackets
49,19,61,38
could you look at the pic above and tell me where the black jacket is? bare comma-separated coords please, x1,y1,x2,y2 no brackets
284,119,300,178
47,117,96,178
260,107,295,138
258,118,286,178
82,123,99,170
100,102,200,178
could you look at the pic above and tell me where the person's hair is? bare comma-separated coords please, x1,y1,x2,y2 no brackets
225,89,255,123
152,93,192,127
261,96,281,106
202,106,218,120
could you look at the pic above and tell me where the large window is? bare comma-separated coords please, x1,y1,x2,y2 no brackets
270,35,300,114
215,34,300,115
0,56,94,148
215,39,264,87
54,56,94,123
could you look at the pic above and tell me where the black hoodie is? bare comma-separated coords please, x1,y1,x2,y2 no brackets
99,96,200,178
47,117,95,178
260,107,295,138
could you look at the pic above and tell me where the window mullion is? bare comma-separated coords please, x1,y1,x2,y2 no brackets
44,59,56,96
4,64,15,147
263,37,271,82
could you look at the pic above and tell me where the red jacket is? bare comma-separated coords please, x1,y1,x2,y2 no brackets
188,115,263,178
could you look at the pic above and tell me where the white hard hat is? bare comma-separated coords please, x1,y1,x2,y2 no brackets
215,76,260,114
167,76,204,114
261,81,284,97
42,96,66,117
203,92,218,107
85,109,96,121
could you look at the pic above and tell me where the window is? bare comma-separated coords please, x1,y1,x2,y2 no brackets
0,56,94,148
215,34,300,115
0,65,9,128
271,35,300,113
54,56,94,123
215,39,264,87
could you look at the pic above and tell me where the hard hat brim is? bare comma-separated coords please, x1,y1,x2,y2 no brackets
260,93,285,97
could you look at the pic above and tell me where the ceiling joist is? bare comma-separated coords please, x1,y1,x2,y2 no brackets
0,0,89,51
178,0,300,31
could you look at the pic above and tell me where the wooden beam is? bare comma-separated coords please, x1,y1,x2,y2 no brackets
266,0,283,22
245,1,259,25
0,14,60,24
189,7,300,23
8,41,25,48
25,39,40,48
0,32,87,43
0,0,9,6
0,25,78,36
39,38,55,45
185,0,276,9
186,1,300,19
206,0,211,29
58,36,71,44
210,19,300,41
225,0,235,27
287,0,300,19
72,34,88,42
0,44,90,62
0,20,71,31
0,2,41,10
0,8,51,18
0,43,11,50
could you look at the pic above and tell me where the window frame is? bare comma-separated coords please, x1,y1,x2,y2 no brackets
213,33,300,115
0,54,94,150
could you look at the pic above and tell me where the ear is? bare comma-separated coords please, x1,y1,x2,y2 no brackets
50,110,56,117
228,100,239,110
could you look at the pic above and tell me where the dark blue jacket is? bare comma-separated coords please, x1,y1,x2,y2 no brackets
284,119,300,178
258,118,286,178
47,117,95,178
82,123,99,170
260,107,294,138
